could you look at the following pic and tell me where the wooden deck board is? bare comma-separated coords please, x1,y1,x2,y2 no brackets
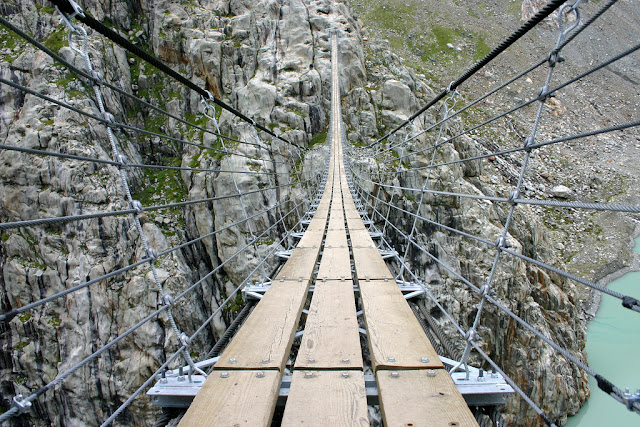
179,370,281,427
215,280,309,371
295,280,363,369
352,247,394,280
296,230,325,248
276,247,321,281
376,369,479,427
281,370,369,426
317,245,351,280
359,279,441,370
346,215,367,231
348,229,376,248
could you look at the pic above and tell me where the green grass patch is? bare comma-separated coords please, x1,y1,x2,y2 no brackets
43,28,67,53
309,127,328,148
132,157,186,205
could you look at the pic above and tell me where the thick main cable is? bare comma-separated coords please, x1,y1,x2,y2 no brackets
49,0,298,148
375,0,566,144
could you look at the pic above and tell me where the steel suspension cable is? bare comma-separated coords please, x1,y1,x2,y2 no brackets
371,40,640,173
102,193,318,425
49,0,298,148
0,16,294,160
351,170,640,214
377,0,620,160
352,179,640,416
0,193,302,323
0,195,308,425
373,0,567,145
0,77,290,166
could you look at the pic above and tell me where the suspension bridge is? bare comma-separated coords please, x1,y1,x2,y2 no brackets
1,0,639,426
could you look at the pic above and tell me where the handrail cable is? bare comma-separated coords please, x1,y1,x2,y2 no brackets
352,181,639,417
0,194,308,425
48,0,299,148
372,0,567,146
101,191,318,425
370,40,640,171
351,171,640,214
348,180,557,426
351,176,640,311
0,182,296,231
374,0,619,159
0,15,296,161
0,192,302,323
0,77,290,166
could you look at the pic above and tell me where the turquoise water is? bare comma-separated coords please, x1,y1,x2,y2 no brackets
565,235,640,426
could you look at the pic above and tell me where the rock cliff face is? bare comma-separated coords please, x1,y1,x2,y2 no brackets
0,0,360,425
2,0,629,426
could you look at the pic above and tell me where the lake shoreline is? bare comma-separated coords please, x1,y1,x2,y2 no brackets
585,222,640,320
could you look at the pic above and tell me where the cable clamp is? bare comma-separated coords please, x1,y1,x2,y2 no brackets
622,295,640,311
624,388,640,411
523,135,535,152
102,111,115,127
508,189,520,204
146,247,158,261
464,328,478,343
537,84,551,101
12,395,32,415
162,294,174,306
55,0,84,32
130,200,143,215
446,81,456,93
90,70,104,86
179,332,191,347
480,284,495,298
495,235,511,250
116,154,128,169
547,51,565,67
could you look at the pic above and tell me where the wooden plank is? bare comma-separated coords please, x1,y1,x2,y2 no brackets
296,229,325,248
276,246,321,281
281,370,369,426
352,247,394,280
324,228,348,248
215,279,309,371
179,370,281,427
295,280,362,369
376,369,479,427
359,280,441,370
346,215,367,231
317,244,351,280
348,229,375,248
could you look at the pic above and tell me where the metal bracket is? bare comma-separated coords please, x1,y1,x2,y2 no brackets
147,356,513,408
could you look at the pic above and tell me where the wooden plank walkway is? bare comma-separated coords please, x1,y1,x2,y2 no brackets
179,32,478,427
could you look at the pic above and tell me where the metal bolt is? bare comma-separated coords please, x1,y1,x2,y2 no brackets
390,371,400,378
220,371,230,378
304,371,314,379
421,357,430,363
262,357,270,364
427,369,436,378
308,357,316,364
256,371,265,378
341,358,350,364
387,357,396,363
341,371,350,378
229,357,237,364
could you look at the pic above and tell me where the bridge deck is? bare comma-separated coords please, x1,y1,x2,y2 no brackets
179,33,477,427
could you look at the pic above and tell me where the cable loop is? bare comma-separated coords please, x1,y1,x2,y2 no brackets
509,189,520,204
146,247,158,261
162,294,174,307
11,395,32,415
55,1,83,33
179,332,191,347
